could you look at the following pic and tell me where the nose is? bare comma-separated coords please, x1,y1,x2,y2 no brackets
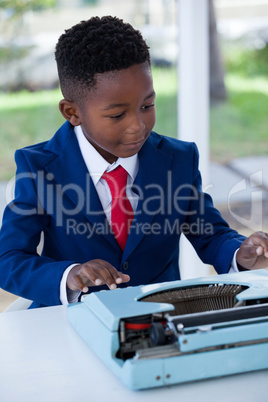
126,113,145,134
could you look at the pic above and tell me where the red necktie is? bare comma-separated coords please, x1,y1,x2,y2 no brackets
102,165,134,250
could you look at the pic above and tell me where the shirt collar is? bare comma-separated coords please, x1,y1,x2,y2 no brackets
74,125,139,186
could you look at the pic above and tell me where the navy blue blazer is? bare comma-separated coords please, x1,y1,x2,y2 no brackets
0,122,245,308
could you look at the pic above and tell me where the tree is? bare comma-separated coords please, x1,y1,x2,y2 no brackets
0,0,56,61
209,0,227,102
0,0,56,18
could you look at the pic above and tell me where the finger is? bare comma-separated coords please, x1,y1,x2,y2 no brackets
92,261,131,284
98,260,125,283
262,233,268,257
85,260,120,290
241,244,260,259
79,262,115,288
237,245,258,269
67,265,90,292
251,232,268,254
92,263,131,288
71,274,89,293
256,246,264,256
90,260,131,288
249,232,268,249
117,273,131,283
256,246,268,259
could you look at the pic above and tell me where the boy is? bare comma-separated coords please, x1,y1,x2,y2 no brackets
0,16,267,309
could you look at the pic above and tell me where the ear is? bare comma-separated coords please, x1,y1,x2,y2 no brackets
59,99,81,126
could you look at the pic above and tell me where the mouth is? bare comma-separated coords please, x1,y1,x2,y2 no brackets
123,137,145,148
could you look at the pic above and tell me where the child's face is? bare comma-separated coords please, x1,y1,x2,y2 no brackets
74,63,156,163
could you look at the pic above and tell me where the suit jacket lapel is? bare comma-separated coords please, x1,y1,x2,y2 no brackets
123,135,173,259
44,122,120,251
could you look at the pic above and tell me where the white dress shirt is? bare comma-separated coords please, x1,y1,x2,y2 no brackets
60,125,239,304
75,125,139,220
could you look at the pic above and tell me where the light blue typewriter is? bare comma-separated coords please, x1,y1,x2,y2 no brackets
67,269,268,390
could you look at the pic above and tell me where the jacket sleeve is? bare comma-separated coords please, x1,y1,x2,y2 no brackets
182,143,246,274
0,150,78,307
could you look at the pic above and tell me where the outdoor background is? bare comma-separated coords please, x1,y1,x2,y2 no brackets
0,0,268,310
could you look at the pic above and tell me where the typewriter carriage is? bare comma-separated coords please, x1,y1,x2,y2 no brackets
68,269,268,389
117,282,268,360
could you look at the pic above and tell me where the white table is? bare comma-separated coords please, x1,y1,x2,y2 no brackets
0,305,267,402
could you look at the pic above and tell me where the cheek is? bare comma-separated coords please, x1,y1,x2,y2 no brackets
95,127,121,148
83,120,111,141
147,110,156,129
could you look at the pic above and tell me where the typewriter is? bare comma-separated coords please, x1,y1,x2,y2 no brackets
67,269,268,390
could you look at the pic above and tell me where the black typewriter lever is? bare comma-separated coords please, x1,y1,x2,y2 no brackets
150,316,181,346
149,322,166,346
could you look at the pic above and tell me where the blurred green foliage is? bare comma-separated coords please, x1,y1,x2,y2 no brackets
209,40,268,161
224,43,268,77
0,45,32,61
210,73,268,162
0,0,56,16
0,0,56,62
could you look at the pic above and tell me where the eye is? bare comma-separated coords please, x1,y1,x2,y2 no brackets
110,112,125,120
142,103,155,111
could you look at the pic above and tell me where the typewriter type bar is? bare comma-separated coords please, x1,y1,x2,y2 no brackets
169,302,268,328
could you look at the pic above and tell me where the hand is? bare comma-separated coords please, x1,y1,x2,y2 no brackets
236,231,268,270
67,259,130,293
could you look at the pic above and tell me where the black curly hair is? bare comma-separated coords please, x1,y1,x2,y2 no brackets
55,16,151,103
